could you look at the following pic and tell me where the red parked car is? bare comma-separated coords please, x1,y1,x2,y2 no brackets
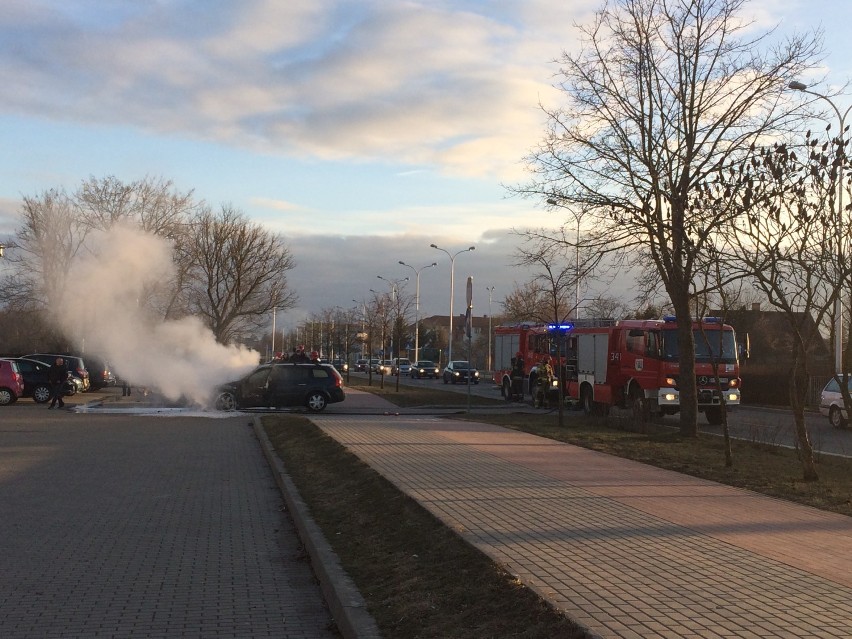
0,359,24,405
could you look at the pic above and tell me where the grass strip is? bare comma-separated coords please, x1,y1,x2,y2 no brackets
264,415,587,639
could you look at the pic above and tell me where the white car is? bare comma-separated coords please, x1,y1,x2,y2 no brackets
378,360,394,375
392,358,411,375
819,377,852,427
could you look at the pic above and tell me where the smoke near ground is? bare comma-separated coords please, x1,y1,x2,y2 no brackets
57,224,259,405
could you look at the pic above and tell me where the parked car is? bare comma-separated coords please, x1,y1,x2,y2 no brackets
215,362,345,412
331,358,349,373
24,354,90,392
0,358,24,405
1,357,73,403
354,358,368,372
410,360,440,379
377,360,394,375
85,356,116,390
392,358,411,376
442,360,480,384
368,358,381,373
819,377,852,427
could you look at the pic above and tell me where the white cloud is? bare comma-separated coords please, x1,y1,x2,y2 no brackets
0,0,575,180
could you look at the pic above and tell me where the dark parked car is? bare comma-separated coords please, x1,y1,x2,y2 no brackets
0,358,24,405
25,354,90,392
215,362,345,412
1,357,73,403
331,358,349,373
85,356,116,390
410,360,439,379
442,360,480,384
353,358,368,372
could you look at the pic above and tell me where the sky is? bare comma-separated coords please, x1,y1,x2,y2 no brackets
2,0,852,333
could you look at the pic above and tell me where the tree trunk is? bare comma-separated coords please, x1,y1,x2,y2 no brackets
671,294,698,437
790,346,819,482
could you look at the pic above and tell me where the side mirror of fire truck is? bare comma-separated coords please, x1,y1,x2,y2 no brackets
738,333,750,360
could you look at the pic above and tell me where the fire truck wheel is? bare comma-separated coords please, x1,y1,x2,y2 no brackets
705,407,723,426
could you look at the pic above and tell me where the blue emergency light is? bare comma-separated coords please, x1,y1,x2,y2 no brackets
547,323,574,334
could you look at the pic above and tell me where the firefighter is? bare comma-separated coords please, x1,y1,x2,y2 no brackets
510,351,525,401
534,355,555,408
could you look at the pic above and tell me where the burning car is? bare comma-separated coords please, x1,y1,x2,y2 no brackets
214,361,345,412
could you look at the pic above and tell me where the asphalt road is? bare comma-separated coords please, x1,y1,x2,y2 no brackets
348,371,852,457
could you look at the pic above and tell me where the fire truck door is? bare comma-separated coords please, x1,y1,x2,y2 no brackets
577,333,609,383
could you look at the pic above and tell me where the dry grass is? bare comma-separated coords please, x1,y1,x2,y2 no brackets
263,380,851,638
264,414,586,639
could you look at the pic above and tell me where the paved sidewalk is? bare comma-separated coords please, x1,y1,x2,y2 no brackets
310,405,852,638
0,409,337,639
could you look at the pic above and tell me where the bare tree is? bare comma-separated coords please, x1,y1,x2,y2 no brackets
7,189,86,317
513,0,821,435
187,205,297,344
720,138,842,481
501,281,553,324
511,225,605,322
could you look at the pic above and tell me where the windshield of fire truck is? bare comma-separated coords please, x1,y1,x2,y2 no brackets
661,329,737,362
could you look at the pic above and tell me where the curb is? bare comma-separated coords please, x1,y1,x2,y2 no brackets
252,416,382,639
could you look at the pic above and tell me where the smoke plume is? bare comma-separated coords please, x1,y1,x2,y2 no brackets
57,224,259,405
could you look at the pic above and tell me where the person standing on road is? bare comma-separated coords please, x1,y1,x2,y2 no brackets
48,356,68,409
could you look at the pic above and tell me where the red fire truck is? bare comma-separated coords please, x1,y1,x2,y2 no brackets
492,317,743,424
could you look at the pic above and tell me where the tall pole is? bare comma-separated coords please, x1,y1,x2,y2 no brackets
271,307,277,359
789,81,852,374
486,286,495,371
399,261,436,362
430,244,475,363
547,197,582,320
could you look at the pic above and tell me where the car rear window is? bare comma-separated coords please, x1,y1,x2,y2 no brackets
311,369,330,379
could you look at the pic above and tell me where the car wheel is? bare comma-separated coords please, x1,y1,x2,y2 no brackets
33,384,51,403
0,388,16,405
829,405,847,428
306,391,328,412
215,391,238,411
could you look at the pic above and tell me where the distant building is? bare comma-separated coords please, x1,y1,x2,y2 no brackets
717,304,833,406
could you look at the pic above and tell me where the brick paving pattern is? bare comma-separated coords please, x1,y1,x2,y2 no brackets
0,413,336,639
314,414,852,639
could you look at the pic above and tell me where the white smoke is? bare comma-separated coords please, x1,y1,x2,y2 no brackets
57,224,259,404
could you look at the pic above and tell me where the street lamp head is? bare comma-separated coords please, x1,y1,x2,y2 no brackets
788,80,808,91
546,198,558,205
398,260,405,266
0,245,5,258
430,243,438,249
468,246,475,251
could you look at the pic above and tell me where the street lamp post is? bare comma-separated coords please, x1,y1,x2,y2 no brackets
547,198,582,319
789,80,852,374
271,307,278,360
399,261,437,362
486,286,495,372
430,244,475,363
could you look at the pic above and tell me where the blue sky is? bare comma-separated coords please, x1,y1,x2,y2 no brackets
1,0,851,326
